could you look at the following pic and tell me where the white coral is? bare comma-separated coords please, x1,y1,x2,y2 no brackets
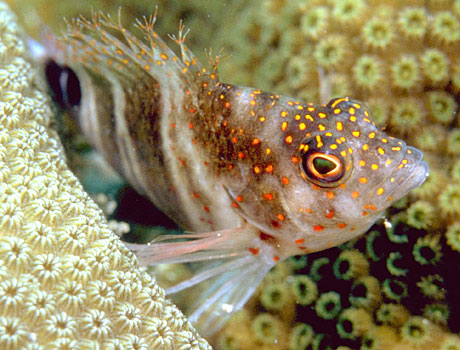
0,2,211,348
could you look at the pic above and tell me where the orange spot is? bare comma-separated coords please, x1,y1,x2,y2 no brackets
326,192,334,199
248,247,259,255
265,148,271,155
325,210,335,218
253,166,261,174
281,122,288,131
260,232,275,241
359,177,368,184
276,214,285,221
305,208,312,213
362,211,368,216
231,137,238,144
188,123,194,129
225,101,230,108
351,191,360,198
285,135,293,144
273,256,280,262
263,193,274,201
281,177,289,185
337,223,347,229
189,107,196,113
291,156,299,164
203,206,210,212
236,195,243,202
238,152,245,159
232,202,239,208
193,192,200,198
265,165,274,173
250,100,256,106
313,225,324,231
171,123,176,128
252,138,260,145
370,205,377,210
295,238,305,245
359,160,366,167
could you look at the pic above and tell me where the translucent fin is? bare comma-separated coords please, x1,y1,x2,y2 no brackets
125,224,276,335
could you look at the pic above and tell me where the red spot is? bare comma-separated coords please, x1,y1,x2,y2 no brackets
313,225,324,231
362,211,368,216
260,232,275,241
291,156,299,164
271,220,280,228
337,223,347,229
325,210,335,218
204,161,209,166
238,152,245,159
231,137,238,144
193,192,200,198
273,256,280,262
249,247,259,255
236,195,243,202
265,165,274,173
189,108,196,113
192,139,197,145
294,238,305,245
203,206,210,212
281,177,289,185
232,202,239,208
171,123,176,128
228,164,234,170
263,193,274,201
179,158,187,167
188,123,194,129
369,205,377,211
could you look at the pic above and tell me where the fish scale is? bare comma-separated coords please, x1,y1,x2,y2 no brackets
44,11,429,335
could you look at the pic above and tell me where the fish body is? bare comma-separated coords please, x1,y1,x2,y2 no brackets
45,12,429,334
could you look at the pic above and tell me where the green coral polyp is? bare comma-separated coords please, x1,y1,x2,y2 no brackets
427,90,457,125
332,0,366,25
260,282,290,311
423,303,450,326
406,200,436,230
353,55,384,90
431,11,460,44
376,303,410,327
309,257,330,282
336,308,372,340
382,278,408,301
315,291,342,320
421,49,449,85
413,234,442,266
390,98,424,132
400,316,434,346
300,6,329,40
314,35,347,70
447,129,460,155
440,183,460,216
362,16,395,49
289,323,314,350
251,313,282,344
333,249,369,281
397,7,428,39
417,274,445,300
349,276,382,311
391,55,420,90
386,251,408,277
289,275,318,306
446,222,460,252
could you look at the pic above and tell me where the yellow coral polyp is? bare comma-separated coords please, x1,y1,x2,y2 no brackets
0,2,211,349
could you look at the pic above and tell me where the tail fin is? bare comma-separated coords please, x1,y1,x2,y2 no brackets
126,224,276,335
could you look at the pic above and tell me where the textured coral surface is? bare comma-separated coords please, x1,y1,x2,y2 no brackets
5,0,460,349
0,2,211,349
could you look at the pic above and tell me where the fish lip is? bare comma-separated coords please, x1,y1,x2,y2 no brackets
385,146,429,203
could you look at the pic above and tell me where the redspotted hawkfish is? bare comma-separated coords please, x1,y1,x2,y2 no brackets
44,11,428,334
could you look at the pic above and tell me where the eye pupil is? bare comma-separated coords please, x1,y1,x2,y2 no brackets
313,157,336,175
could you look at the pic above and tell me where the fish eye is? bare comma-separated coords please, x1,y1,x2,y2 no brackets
299,135,352,187
45,59,81,110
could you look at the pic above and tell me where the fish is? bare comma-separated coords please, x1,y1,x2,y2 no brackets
44,10,429,334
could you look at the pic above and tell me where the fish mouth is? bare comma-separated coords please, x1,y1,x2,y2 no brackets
384,146,429,203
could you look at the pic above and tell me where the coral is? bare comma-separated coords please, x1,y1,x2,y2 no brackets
0,3,211,349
